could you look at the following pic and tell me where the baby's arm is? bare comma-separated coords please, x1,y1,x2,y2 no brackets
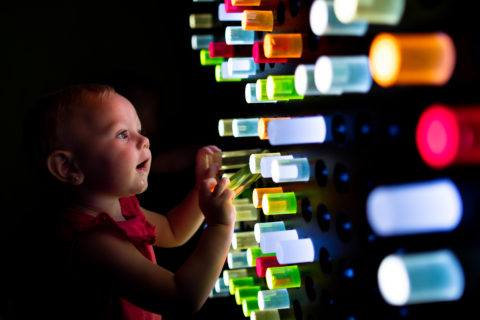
76,176,235,316
143,145,222,248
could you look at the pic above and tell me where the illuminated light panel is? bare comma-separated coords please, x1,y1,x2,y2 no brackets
189,13,214,29
310,0,368,36
242,10,274,31
226,26,256,45
275,238,315,264
367,179,462,236
215,64,243,82
191,34,214,50
250,152,281,173
218,3,244,21
230,276,256,295
253,42,288,64
215,277,230,294
267,116,327,145
232,118,260,137
224,268,249,285
200,49,224,66
334,0,405,25
258,289,290,310
254,221,286,242
378,250,465,306
256,256,280,278
247,247,276,266
228,251,250,269
242,297,260,317
416,104,480,168
251,310,281,320
235,202,259,221
255,79,278,102
314,55,372,94
218,119,234,137
258,118,288,140
262,192,297,215
233,231,258,249
209,41,235,58
266,75,304,101
271,157,310,183
294,64,322,96
235,285,261,305
369,32,456,87
228,57,258,78
260,229,298,254
266,265,301,289
252,187,284,208
260,155,293,178
263,33,303,58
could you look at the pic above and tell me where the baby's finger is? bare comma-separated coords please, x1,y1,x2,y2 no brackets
200,177,217,199
213,177,229,197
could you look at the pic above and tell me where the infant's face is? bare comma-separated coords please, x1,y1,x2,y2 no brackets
70,92,151,197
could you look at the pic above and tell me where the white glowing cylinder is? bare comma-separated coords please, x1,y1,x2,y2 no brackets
260,229,298,254
271,157,311,183
258,289,291,310
221,61,247,79
259,155,293,178
367,179,463,236
377,250,464,306
254,221,287,242
228,57,258,78
249,152,282,174
294,64,321,96
275,238,315,264
267,116,327,145
310,0,368,36
218,3,243,21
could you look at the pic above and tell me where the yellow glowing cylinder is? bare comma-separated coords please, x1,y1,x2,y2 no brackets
263,34,303,58
369,33,456,87
252,187,284,208
242,10,274,31
189,13,214,29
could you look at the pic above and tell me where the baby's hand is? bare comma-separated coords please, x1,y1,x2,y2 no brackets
195,145,222,190
199,176,236,227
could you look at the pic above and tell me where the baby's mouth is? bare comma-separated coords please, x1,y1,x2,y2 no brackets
136,159,149,171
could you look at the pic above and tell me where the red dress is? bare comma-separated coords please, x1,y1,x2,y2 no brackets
60,196,162,320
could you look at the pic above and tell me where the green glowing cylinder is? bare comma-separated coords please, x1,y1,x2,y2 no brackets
235,285,262,305
266,75,304,101
200,49,224,66
266,265,301,289
242,296,260,317
230,276,256,295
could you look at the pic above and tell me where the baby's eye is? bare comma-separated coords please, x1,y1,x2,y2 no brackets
116,130,129,140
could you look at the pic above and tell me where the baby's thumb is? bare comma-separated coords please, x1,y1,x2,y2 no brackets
200,177,217,199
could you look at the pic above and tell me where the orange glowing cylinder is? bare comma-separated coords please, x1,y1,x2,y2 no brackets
233,0,261,5
258,117,289,140
253,187,284,208
242,10,274,31
369,33,456,87
263,33,303,58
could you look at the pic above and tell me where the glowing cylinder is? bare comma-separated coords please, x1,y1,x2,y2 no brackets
377,250,464,306
416,104,480,169
230,277,256,295
219,3,244,21
258,118,286,140
200,49,224,66
314,55,372,94
249,152,281,173
215,277,230,294
256,256,281,278
233,231,258,249
271,158,310,183
254,221,287,242
263,33,303,58
215,64,243,82
228,57,258,78
369,32,456,87
266,265,301,289
236,285,262,305
275,238,314,264
242,10,274,31
260,155,294,178
209,41,235,58
228,251,250,269
232,0,261,5
235,203,259,221
333,0,405,25
224,269,249,285
191,34,214,50
252,187,284,208
226,26,256,45
267,116,327,145
266,75,303,101
294,64,322,96
247,247,276,266
310,0,368,36
256,79,277,102
221,61,249,79
251,310,281,320
262,192,297,215
367,179,462,236
243,297,260,317
260,229,298,254
189,13,214,29
253,41,288,64
218,119,234,137
245,83,259,104
258,289,290,310
233,118,260,137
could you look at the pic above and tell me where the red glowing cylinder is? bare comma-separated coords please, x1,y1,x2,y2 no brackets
209,42,235,58
252,41,288,64
416,104,480,169
256,255,280,277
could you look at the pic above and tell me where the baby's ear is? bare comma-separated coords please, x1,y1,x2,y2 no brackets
46,150,83,185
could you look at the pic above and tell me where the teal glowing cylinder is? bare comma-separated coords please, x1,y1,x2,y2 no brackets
294,64,322,96
215,277,230,294
267,116,327,145
226,26,256,45
228,57,258,78
191,34,214,50
310,0,368,36
314,55,372,95
245,83,260,104
260,229,298,253
218,3,243,21
367,179,462,236
275,238,315,264
233,118,260,137
254,221,287,242
258,289,290,310
271,157,310,183
228,251,250,269
260,155,293,178
223,268,250,285
377,250,465,306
